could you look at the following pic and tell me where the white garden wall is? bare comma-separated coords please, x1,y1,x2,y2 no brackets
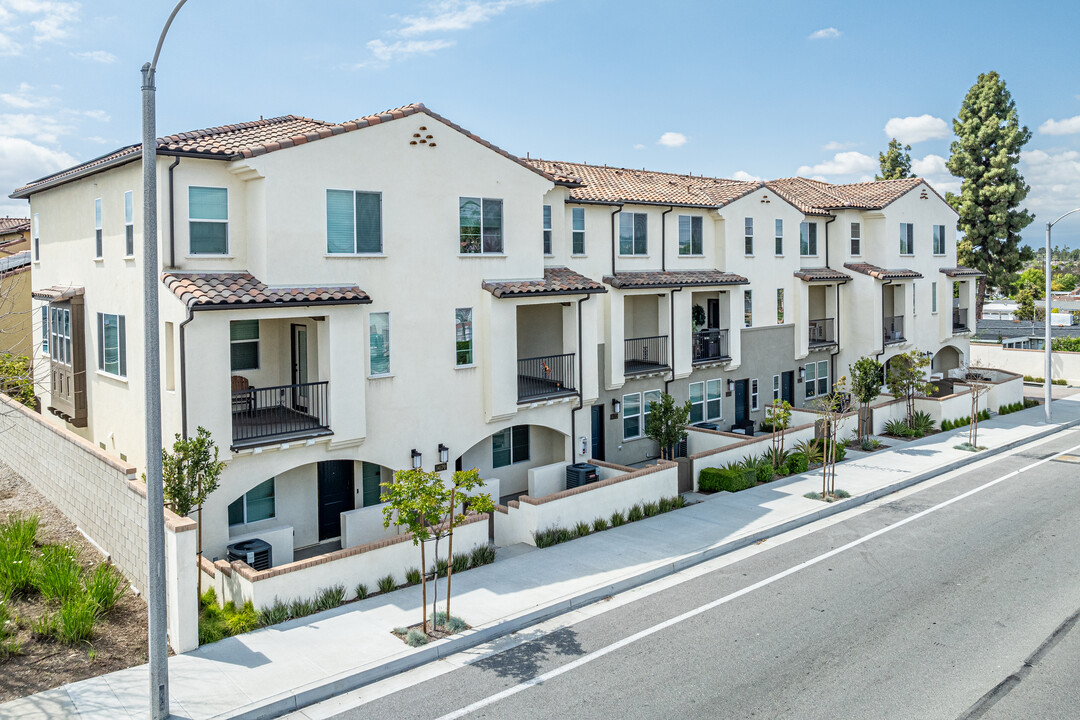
971,343,1080,384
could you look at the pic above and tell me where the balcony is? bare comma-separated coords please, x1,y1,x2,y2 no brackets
953,308,969,332
883,315,905,345
625,335,669,375
232,381,332,449
518,353,576,403
692,329,730,364
808,318,836,349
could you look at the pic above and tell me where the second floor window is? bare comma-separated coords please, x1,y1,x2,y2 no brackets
777,288,784,324
327,189,382,254
678,215,702,255
455,307,473,366
572,207,586,255
189,186,228,255
800,222,817,256
744,218,754,254
40,306,48,353
744,290,753,327
94,198,102,258
49,305,71,365
850,222,861,255
32,213,39,261
124,191,134,257
97,312,126,378
460,197,503,254
775,219,783,255
542,205,552,255
933,224,946,255
619,211,647,255
369,312,390,375
900,223,914,255
230,320,259,371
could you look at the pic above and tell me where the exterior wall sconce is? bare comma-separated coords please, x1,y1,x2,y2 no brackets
727,379,735,393
612,398,621,414
438,443,449,464
798,366,805,381
411,449,422,469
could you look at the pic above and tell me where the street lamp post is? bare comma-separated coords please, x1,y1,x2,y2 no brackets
1044,208,1080,424
142,3,189,719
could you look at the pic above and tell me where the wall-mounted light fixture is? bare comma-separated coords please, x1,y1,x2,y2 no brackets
438,443,449,464
612,398,622,414
727,379,735,393
798,366,805,382
411,449,422,469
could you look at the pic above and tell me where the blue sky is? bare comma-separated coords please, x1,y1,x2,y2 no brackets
2,0,1079,249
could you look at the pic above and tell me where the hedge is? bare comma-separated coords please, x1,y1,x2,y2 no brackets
699,467,755,493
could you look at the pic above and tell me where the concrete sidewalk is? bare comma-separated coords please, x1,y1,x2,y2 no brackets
6,397,1080,720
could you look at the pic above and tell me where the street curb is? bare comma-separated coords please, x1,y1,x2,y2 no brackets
215,416,1080,720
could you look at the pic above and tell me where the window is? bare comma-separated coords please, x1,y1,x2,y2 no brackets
228,478,276,525
542,205,552,255
933,224,946,255
900,223,914,255
97,312,126,377
40,306,48,353
688,382,704,424
643,389,661,434
619,212,648,255
94,198,102,258
369,312,390,375
572,207,586,255
806,360,829,398
744,218,754,255
455,307,473,366
775,219,783,255
459,197,503,254
49,305,71,365
751,379,759,411
32,213,39,261
230,320,259,371
776,288,785,324
327,189,382,254
932,281,938,313
678,215,703,255
800,222,818,256
805,362,816,399
850,222,861,255
189,186,228,255
124,191,134,257
706,379,723,421
744,290,752,328
772,374,781,402
622,392,642,439
493,425,529,467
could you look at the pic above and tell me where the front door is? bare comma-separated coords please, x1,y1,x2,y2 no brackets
591,405,605,461
291,323,309,412
317,460,353,541
734,379,749,425
361,462,382,507
782,371,794,405
707,298,721,329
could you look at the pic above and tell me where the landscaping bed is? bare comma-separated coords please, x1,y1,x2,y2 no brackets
0,462,147,703
531,495,687,549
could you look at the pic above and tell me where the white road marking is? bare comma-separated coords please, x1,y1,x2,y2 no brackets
434,438,1080,720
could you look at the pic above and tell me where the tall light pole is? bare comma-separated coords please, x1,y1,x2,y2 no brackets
1044,207,1080,424
142,3,188,719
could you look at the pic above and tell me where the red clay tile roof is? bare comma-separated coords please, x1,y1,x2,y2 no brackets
0,217,30,234
844,262,923,280
603,270,748,289
482,267,605,298
162,272,370,309
794,267,851,282
939,266,984,278
766,176,949,215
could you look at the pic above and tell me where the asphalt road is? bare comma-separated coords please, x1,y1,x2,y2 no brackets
308,429,1080,720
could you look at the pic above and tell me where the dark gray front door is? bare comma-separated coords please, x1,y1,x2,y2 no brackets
317,460,353,541
591,405,605,461
782,371,795,405
707,298,721,329
734,379,749,425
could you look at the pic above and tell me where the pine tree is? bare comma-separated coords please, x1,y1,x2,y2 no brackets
876,138,913,180
946,71,1034,320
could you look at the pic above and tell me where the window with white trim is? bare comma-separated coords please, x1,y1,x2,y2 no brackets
124,191,134,257
678,215,703,255
933,224,946,255
689,382,704,424
900,223,914,255
643,389,661,435
619,212,648,255
49,305,71,366
775,219,783,255
460,197,503,254
94,198,102,258
932,281,938,313
751,379,759,411
542,205,552,255
230,320,259,371
805,360,829,398
744,217,754,255
369,312,390,375
772,374,781,402
189,186,229,255
32,213,39,261
455,307,473,366
800,222,818,256
622,392,642,439
327,189,382,254
706,379,723,421
96,312,126,377
40,305,48,353
572,207,586,255
493,425,529,467
228,478,276,525
744,290,752,328
850,222,861,255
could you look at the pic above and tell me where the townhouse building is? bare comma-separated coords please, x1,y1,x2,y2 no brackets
10,103,977,572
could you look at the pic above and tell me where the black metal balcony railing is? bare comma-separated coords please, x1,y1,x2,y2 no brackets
692,329,730,363
953,307,969,332
232,380,331,446
624,335,669,374
808,318,836,348
518,353,576,403
883,315,905,344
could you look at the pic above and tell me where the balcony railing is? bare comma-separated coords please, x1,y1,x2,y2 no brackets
692,329,730,363
518,353,576,403
953,308,969,332
232,380,331,447
883,315,905,344
625,335,669,375
808,318,836,348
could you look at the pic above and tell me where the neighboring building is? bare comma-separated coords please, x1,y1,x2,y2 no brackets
974,318,1080,349
0,249,32,358
9,103,977,568
0,216,30,256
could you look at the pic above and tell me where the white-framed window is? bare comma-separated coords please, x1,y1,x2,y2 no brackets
228,478,275,525
455,307,473,366
751,379,759,411
327,189,382,254
850,222,861,255
619,211,648,255
744,217,754,255
96,312,126,377
706,379,723,421
230,320,259,371
572,207,586,255
94,198,102,258
775,219,783,255
622,392,642,439
643,389,661,435
189,186,229,255
40,305,48,353
32,213,39,261
805,360,829,399
931,281,938,313
689,382,704,424
369,312,390,375
772,374,781,402
800,222,818,256
678,215,703,255
459,197,503,254
493,425,529,468
744,290,752,328
124,191,134,257
776,288,785,324
542,204,552,255
49,305,71,365
900,223,914,255
933,224,946,255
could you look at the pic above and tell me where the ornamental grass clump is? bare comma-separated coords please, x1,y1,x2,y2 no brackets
468,544,495,568
592,517,609,532
378,574,397,594
405,628,428,647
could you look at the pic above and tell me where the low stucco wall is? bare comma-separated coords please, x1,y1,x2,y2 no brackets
688,423,819,488
341,504,400,550
972,342,1080,384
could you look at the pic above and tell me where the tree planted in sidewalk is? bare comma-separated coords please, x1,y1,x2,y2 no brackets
962,363,992,448
767,399,792,464
850,356,883,441
443,469,493,623
885,351,936,426
645,392,691,460
813,377,853,499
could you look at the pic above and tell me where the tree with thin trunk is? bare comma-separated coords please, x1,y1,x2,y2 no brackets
768,399,792,455
442,468,493,623
381,468,445,634
963,364,992,448
644,392,691,460
849,356,883,442
877,138,913,180
885,350,936,426
814,377,852,498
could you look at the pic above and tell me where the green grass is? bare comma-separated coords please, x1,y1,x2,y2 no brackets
34,545,82,603
0,594,21,659
84,564,125,613
56,595,98,645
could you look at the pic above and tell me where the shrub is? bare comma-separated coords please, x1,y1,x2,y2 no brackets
763,447,791,472
804,492,823,501
592,517,609,532
377,574,397,594
258,599,289,626
658,497,673,513
941,419,953,431
354,583,369,601
534,526,573,549
35,545,83,603
574,521,592,537
978,408,991,421
610,510,626,527
785,453,809,475
910,411,935,436
642,502,660,517
57,595,97,645
671,495,687,509
316,584,346,612
404,567,422,586
626,505,644,522
794,439,824,465
469,544,496,568
699,467,755,493
1024,397,1039,408
434,611,467,633
1055,379,1067,386
84,564,124,614
834,489,851,499
861,438,882,451
226,601,259,634
405,628,428,647
755,460,775,484
884,419,914,437
451,553,470,575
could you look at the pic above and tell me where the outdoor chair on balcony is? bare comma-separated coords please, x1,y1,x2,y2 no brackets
231,375,255,413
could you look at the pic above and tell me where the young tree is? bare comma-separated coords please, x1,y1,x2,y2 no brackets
849,356,883,441
1017,267,1044,299
877,138,913,180
885,351,936,426
381,468,444,634
0,353,34,407
947,71,1035,319
443,469,493,622
644,392,691,460
1014,287,1036,323
813,377,852,498
767,399,792,455
963,365,992,448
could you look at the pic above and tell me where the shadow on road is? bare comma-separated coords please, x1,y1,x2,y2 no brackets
470,627,585,681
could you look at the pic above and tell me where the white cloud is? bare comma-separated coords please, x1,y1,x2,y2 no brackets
1039,115,1080,136
1021,148,1080,219
0,135,74,212
884,114,949,144
0,1,80,51
658,131,687,148
0,82,53,109
632,143,645,150
822,140,855,151
808,27,841,40
0,30,19,55
797,151,876,177
731,170,761,182
910,154,960,196
0,112,72,143
361,38,455,66
69,108,109,122
396,0,549,37
72,50,116,64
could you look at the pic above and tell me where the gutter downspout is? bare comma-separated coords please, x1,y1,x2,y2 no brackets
179,305,195,439
823,214,837,269
571,292,593,462
660,206,673,272
610,204,623,278
167,157,180,269
830,282,841,387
